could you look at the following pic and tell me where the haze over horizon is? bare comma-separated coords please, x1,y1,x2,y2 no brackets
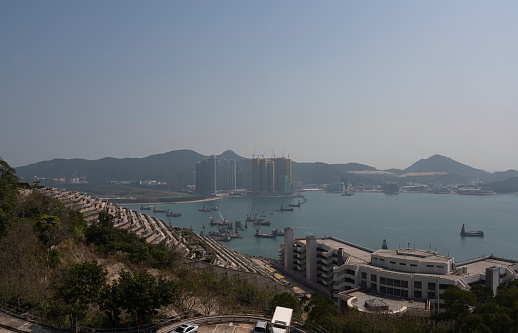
2,1,517,172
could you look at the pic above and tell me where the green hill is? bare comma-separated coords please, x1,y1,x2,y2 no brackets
486,177,518,193
488,169,518,182
16,150,221,187
292,162,377,185
404,154,491,180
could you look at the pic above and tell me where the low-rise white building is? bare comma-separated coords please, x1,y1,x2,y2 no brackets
278,228,518,310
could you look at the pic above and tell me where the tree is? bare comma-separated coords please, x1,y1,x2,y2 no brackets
54,262,107,324
471,285,494,306
306,292,338,329
270,292,300,319
36,214,60,244
175,274,201,315
439,286,477,324
115,271,178,325
0,159,19,238
199,273,222,315
0,219,42,308
99,278,124,328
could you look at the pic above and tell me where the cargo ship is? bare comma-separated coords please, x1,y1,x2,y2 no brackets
253,220,271,226
254,228,276,238
460,224,484,237
199,204,218,212
166,209,181,217
277,204,294,212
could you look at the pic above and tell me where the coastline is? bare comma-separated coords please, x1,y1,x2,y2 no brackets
137,197,220,205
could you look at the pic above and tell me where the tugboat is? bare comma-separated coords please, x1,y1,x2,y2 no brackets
213,236,231,242
342,190,354,196
235,220,243,232
140,204,151,210
274,229,284,236
460,224,484,237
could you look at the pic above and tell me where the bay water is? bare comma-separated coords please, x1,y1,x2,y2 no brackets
123,192,518,262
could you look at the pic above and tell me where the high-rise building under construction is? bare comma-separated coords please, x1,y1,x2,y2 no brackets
272,157,292,193
195,155,291,196
252,157,292,195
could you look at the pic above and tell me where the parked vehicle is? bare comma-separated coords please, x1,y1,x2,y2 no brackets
271,306,293,333
173,323,198,333
252,320,269,333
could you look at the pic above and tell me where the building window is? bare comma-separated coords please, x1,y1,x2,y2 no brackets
361,272,367,279
426,265,434,268
390,261,396,264
380,259,385,262
401,280,408,288
394,279,401,288
401,290,409,298
439,284,450,290
371,274,377,282
371,283,377,291
428,282,436,290
415,290,422,298
414,281,422,289
387,278,394,286
399,263,406,266
410,264,417,267
380,286,387,293
380,277,387,285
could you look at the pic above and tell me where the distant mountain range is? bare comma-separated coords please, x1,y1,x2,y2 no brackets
13,150,518,189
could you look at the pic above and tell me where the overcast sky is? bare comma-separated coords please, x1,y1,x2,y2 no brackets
1,1,517,172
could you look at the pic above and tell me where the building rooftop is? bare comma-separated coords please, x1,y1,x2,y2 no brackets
295,236,373,263
458,256,518,277
340,290,428,313
374,248,453,264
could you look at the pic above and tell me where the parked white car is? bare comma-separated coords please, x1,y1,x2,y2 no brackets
173,323,198,333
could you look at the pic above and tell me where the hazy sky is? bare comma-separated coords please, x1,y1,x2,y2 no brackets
2,1,517,172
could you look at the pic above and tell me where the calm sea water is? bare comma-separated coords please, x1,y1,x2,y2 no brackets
122,192,518,262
